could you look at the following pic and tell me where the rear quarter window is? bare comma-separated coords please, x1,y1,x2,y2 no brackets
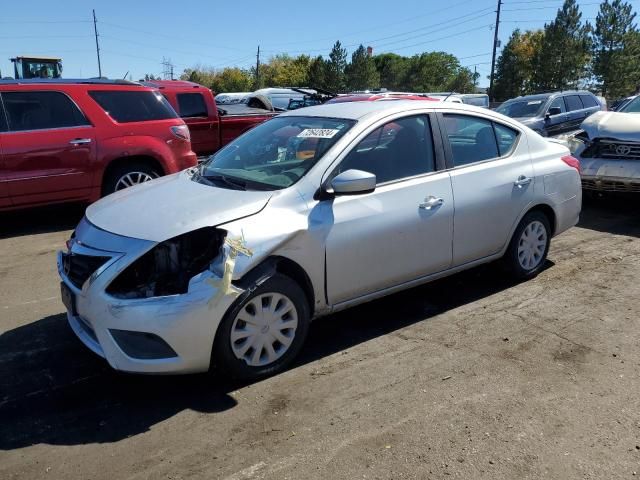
89,90,178,123
580,94,599,108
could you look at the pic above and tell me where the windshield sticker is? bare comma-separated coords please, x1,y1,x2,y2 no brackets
297,128,340,138
527,100,543,105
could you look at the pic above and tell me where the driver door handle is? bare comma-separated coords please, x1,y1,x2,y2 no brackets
69,138,92,145
419,196,444,210
514,175,532,188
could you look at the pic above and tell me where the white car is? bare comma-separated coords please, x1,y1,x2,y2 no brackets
58,101,582,380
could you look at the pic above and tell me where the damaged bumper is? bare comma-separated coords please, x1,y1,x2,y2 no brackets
57,218,238,374
570,138,640,193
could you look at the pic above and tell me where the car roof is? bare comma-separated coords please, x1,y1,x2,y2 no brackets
0,78,143,86
142,80,208,90
278,99,490,121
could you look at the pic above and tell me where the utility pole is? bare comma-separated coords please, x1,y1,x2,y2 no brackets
255,45,260,88
93,9,102,78
489,0,502,102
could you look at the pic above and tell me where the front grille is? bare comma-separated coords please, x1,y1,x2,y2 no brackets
582,178,640,193
582,140,640,160
62,253,110,289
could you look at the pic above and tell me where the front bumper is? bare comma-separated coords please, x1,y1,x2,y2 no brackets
580,157,640,193
57,218,236,374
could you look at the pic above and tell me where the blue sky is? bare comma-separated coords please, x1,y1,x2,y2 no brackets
0,0,628,87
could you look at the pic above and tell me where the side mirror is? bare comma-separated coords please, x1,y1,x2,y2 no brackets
330,169,376,195
547,107,562,117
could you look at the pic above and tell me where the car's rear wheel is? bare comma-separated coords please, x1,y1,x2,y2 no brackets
503,211,551,280
212,273,310,380
103,162,161,195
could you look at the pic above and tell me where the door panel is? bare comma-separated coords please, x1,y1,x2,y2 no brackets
177,93,218,156
1,90,96,206
440,113,535,265
325,113,453,305
326,174,454,304
4,126,96,206
544,97,568,136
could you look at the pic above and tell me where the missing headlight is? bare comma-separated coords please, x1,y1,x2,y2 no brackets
107,227,226,299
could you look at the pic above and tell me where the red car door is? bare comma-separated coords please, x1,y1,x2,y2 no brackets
1,90,96,207
176,92,218,156
0,106,11,208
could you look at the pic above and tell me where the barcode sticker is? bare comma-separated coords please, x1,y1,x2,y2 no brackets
297,128,339,138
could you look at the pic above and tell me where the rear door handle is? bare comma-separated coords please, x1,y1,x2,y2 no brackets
69,138,92,145
419,196,444,210
514,175,532,188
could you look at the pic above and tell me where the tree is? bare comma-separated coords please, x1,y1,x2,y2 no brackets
259,54,311,87
308,55,327,88
592,0,640,98
181,66,253,93
373,53,409,90
493,29,544,100
532,0,591,91
142,73,159,81
324,41,348,92
345,45,380,91
403,52,464,92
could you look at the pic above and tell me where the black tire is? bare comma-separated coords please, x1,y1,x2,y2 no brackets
212,273,310,380
503,210,551,280
102,162,161,196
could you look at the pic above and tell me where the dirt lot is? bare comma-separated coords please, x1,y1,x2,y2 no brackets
1,197,639,480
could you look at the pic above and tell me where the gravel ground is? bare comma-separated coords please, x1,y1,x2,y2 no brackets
1,196,639,480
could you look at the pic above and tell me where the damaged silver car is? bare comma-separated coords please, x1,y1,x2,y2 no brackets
58,101,581,379
568,96,640,193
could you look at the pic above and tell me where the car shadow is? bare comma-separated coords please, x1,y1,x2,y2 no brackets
0,204,86,240
0,261,551,450
578,194,640,238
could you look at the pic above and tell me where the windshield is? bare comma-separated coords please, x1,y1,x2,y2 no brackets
496,99,546,118
619,96,640,113
198,116,356,190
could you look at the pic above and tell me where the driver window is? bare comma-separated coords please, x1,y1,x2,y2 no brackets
548,97,566,115
335,115,435,184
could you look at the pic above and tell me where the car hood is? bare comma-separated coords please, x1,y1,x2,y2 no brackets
581,111,640,142
513,117,537,124
86,170,273,242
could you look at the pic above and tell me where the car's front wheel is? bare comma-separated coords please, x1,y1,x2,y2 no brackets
503,211,551,280
212,273,310,380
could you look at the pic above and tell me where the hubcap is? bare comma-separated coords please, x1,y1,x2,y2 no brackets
114,171,157,191
230,293,298,367
517,220,547,270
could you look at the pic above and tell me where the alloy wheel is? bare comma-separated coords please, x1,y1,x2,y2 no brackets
114,171,158,191
230,293,298,367
517,220,548,270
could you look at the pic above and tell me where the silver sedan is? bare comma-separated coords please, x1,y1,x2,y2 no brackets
58,101,582,379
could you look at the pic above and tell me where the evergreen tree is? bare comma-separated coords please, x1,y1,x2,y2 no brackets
324,41,348,92
592,0,640,98
532,0,591,91
308,55,327,89
345,45,380,91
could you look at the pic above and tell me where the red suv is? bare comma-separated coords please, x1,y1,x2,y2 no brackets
0,79,197,211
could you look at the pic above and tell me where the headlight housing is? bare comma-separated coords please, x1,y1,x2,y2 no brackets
107,227,226,299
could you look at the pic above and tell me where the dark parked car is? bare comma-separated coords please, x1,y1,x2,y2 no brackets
496,91,603,137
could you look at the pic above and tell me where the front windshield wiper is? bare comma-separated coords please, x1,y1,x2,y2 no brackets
204,173,248,190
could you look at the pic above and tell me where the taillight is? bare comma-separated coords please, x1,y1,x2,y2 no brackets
561,154,581,173
170,125,190,142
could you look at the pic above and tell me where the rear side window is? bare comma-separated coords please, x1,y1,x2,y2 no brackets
565,95,584,111
177,93,208,117
580,94,599,108
442,114,499,166
89,90,177,123
1,91,89,131
494,123,519,156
